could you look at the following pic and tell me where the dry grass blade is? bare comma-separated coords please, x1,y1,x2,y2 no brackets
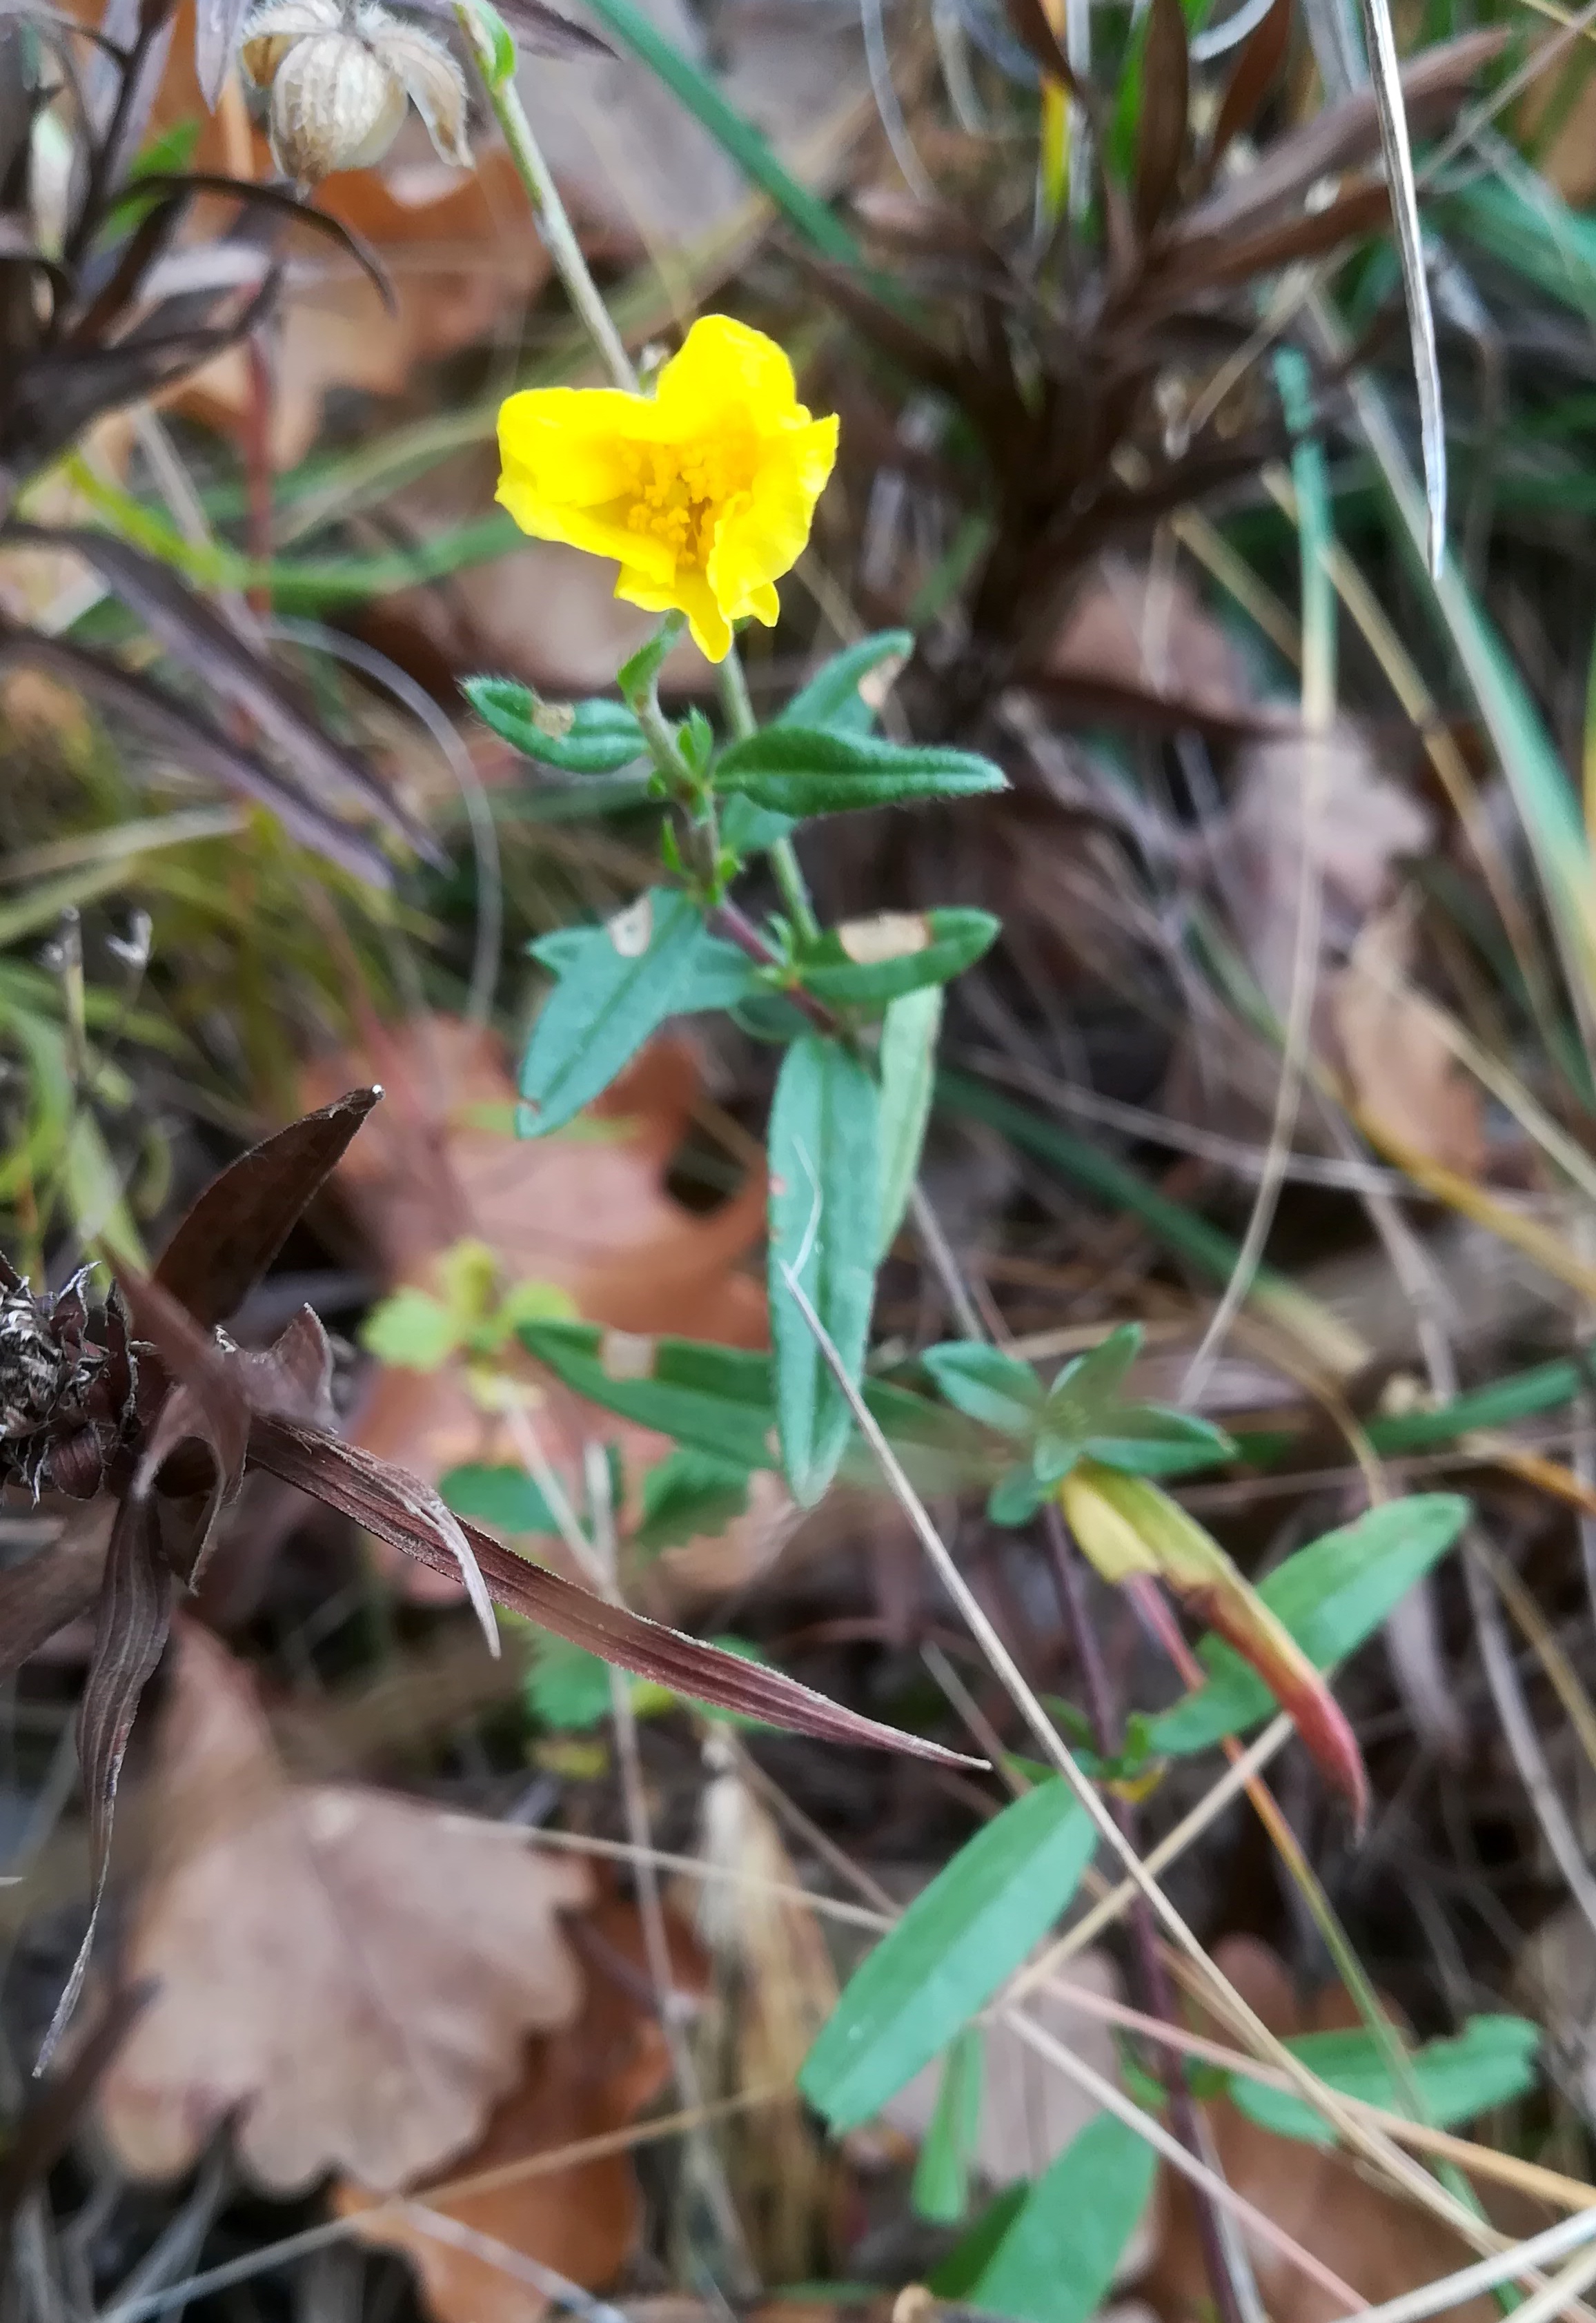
246,1415,982,1765
1353,0,1447,571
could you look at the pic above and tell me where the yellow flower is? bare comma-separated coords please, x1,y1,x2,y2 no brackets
495,316,839,663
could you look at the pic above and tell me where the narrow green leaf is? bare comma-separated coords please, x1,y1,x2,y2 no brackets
798,1781,1096,2128
1147,1494,1470,1756
923,1342,1042,1437
441,1462,558,1534
782,631,914,736
636,1447,752,1551
930,2186,1029,2300
769,1035,880,1504
967,2116,1158,2323
464,677,644,774
1074,1406,1237,1480
519,1321,779,1470
716,727,1006,817
912,2028,984,2224
520,889,711,1137
878,984,941,1257
1043,1327,1143,1433
799,910,1001,1006
1228,2015,1540,2147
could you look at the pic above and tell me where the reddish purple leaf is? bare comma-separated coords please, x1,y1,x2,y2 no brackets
155,1088,381,1331
43,1500,171,2068
0,1507,109,1679
248,1415,984,1769
1134,0,1189,238
120,1272,250,1584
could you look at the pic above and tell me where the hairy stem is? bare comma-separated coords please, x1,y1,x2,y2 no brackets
453,1,637,394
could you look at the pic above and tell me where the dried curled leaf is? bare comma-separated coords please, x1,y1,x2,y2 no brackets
97,1621,593,2193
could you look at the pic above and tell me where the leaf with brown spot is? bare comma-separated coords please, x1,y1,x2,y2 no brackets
155,1086,382,1331
95,1620,593,2195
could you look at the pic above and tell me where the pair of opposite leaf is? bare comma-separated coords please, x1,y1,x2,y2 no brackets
0,1090,973,2064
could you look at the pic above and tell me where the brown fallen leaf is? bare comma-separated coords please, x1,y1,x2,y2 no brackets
299,1017,786,1606
1332,908,1486,1178
335,1890,708,2323
1226,728,1432,1018
1138,1937,1514,2323
96,1618,593,2194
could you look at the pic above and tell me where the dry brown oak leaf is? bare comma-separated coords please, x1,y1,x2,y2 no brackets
335,1892,707,2322
97,1616,594,2195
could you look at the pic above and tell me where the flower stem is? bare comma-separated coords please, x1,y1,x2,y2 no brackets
718,642,821,943
454,0,638,394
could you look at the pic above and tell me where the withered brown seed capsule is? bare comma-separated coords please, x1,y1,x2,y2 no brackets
239,0,471,182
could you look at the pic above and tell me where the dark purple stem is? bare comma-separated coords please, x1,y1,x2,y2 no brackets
1041,1501,1249,2323
707,899,838,1034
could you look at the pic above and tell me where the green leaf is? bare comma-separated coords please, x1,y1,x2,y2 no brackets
519,1320,779,1470
799,910,1001,1006
798,1780,1096,2128
359,1286,460,1370
878,985,941,1257
769,1035,880,1504
781,631,914,736
930,2187,1030,2300
636,1448,752,1551
912,2028,984,2224
1228,2016,1540,2148
1072,1405,1237,1480
518,1320,982,1496
520,889,713,1136
1146,1494,1470,1756
464,677,644,774
987,1467,1046,1527
441,1462,558,1534
1029,1328,1234,1480
923,1342,1043,1438
1042,1326,1143,1437
714,727,1007,817
720,795,798,855
525,1634,622,1729
965,2116,1158,2323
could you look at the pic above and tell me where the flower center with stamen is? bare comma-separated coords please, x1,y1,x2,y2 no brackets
621,438,751,569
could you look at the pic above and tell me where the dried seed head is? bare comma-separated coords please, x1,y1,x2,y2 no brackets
0,1295,65,1439
240,0,470,181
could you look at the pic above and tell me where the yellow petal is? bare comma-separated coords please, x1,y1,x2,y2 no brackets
493,477,678,585
614,563,731,661
707,415,838,616
656,314,801,433
496,389,646,504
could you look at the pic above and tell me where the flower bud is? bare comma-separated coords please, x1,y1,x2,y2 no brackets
240,0,470,182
